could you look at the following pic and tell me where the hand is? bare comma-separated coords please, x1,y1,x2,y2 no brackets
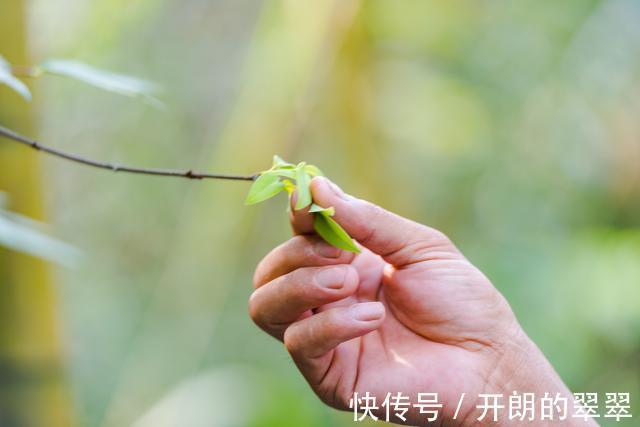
249,177,595,426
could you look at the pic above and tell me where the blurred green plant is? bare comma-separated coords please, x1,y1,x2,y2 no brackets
246,156,359,252
0,54,31,100
0,192,79,266
0,54,160,104
2,54,358,259
0,53,162,264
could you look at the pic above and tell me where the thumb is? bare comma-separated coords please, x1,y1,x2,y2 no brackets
310,176,461,266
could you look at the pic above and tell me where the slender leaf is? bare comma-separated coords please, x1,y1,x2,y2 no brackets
304,164,323,177
308,203,335,216
262,168,296,180
272,155,294,168
245,156,359,253
245,173,285,205
0,55,31,100
294,165,312,210
39,59,160,104
0,209,80,267
313,213,360,253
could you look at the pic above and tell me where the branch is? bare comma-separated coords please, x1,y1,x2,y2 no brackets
0,124,256,181
10,65,41,78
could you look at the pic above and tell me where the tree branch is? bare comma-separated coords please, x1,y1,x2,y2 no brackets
0,124,256,181
10,65,41,78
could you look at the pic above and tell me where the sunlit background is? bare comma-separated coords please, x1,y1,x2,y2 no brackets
1,1,639,426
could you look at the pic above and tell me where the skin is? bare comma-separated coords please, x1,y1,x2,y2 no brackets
249,176,599,426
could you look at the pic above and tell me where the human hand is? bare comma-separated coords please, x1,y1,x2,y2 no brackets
249,177,595,426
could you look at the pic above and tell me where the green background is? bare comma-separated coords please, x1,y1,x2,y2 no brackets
1,0,639,426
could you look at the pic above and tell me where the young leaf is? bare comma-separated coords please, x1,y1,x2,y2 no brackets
39,59,160,104
0,55,31,101
308,203,335,216
262,168,296,180
294,165,312,210
281,178,296,213
313,213,360,253
304,164,323,177
281,179,296,195
245,173,285,205
272,155,294,169
244,156,360,253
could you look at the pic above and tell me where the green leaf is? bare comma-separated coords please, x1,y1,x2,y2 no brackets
0,207,80,267
294,165,312,210
308,203,335,216
304,164,323,177
245,173,285,205
262,168,296,180
39,59,161,105
281,179,296,195
313,213,360,253
245,156,359,253
281,179,296,213
0,55,31,101
272,155,295,169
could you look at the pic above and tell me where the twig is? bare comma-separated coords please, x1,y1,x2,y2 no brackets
0,124,256,181
10,65,41,78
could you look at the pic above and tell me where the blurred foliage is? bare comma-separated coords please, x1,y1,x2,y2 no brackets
0,2,76,426
0,192,79,267
38,59,161,105
0,0,637,426
1,54,161,103
0,54,31,100
1,53,160,267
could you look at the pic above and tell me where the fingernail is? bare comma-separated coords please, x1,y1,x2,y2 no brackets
315,240,342,258
315,266,347,289
349,302,385,322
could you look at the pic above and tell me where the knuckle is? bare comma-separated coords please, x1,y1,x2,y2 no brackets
251,267,263,289
287,268,305,291
289,265,305,280
293,234,320,257
282,326,299,354
360,200,384,224
323,308,343,330
292,235,329,262
253,236,304,288
415,225,457,253
354,202,386,245
367,201,386,218
428,227,451,245
247,292,260,323
288,270,316,303
252,255,271,288
247,292,263,325
289,267,315,291
289,234,309,247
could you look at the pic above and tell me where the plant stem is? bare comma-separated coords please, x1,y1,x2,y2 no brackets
0,124,257,181
10,65,41,78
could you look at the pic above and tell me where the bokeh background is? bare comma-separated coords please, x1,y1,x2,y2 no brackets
1,0,639,426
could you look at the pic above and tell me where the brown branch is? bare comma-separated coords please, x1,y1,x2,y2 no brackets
9,65,41,78
0,124,256,181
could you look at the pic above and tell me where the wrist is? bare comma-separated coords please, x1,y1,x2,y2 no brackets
492,328,561,396
486,328,599,426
